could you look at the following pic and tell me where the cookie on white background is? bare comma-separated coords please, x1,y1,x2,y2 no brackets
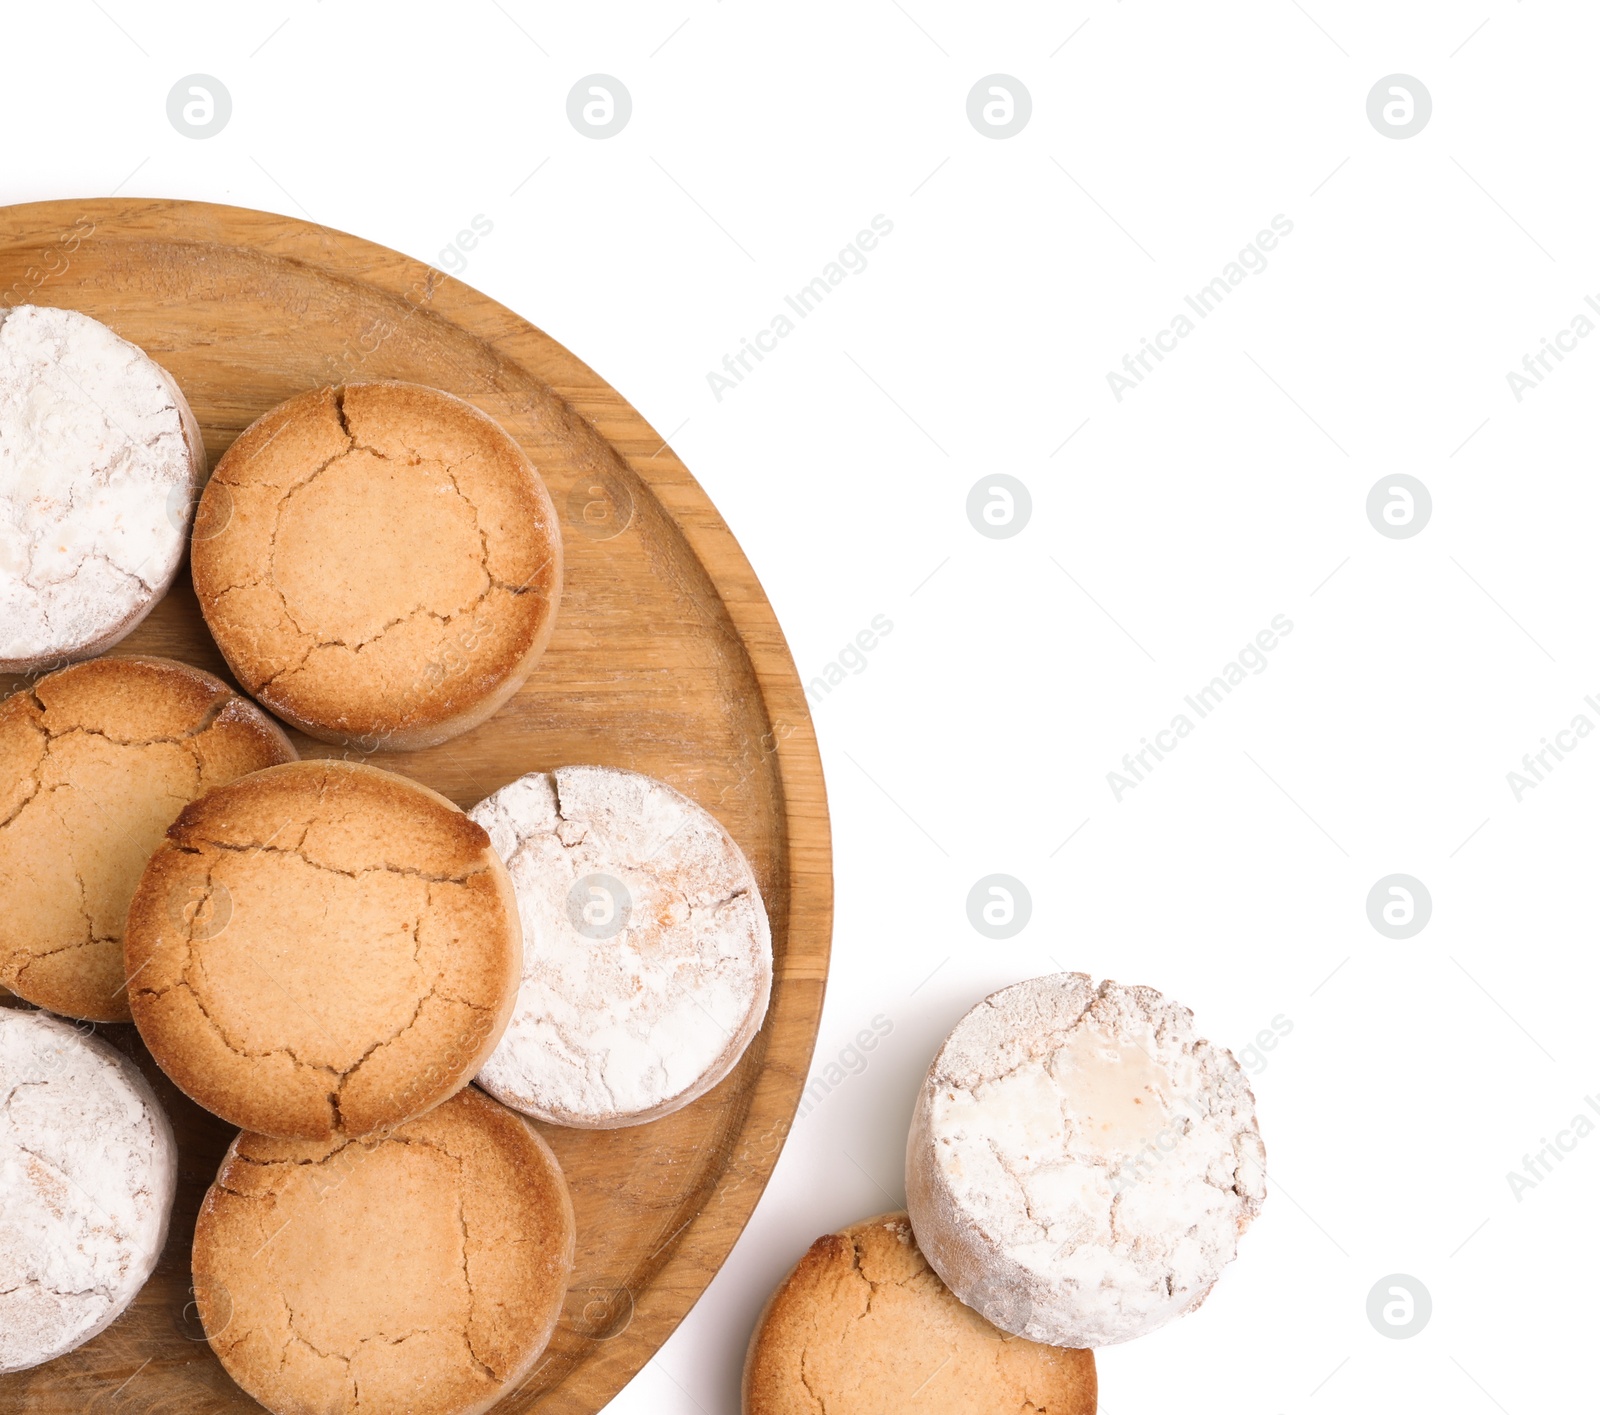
744,1211,1096,1415
905,972,1265,1348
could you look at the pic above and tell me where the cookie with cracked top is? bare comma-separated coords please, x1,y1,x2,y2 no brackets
0,655,296,1021
194,1083,574,1415
743,1212,1096,1415
125,758,522,1139
190,380,562,752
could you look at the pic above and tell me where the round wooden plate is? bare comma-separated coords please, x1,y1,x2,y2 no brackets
0,198,831,1413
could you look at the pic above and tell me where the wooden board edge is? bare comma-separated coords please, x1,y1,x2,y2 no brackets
0,195,835,1411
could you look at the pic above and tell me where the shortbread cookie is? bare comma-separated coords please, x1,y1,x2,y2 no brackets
0,1008,177,1373
471,766,771,1127
745,1212,1096,1415
194,1084,574,1415
126,759,521,1139
0,306,205,672
905,973,1266,1348
0,657,296,1022
190,381,562,751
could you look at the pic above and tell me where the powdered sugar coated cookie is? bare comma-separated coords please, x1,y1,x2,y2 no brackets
905,973,1266,1347
0,306,204,672
471,766,772,1127
0,1008,177,1372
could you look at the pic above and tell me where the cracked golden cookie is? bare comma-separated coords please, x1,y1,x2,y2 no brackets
125,759,521,1138
744,1212,1096,1415
194,1084,575,1415
190,381,562,751
0,656,296,1022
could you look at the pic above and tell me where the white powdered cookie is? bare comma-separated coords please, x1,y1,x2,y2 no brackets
0,306,205,672
0,1008,178,1372
471,766,772,1127
905,973,1266,1348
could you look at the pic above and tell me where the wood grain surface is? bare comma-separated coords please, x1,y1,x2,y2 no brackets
0,198,832,1414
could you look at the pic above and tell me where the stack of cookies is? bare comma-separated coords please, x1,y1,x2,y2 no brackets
0,308,774,1414
744,974,1268,1414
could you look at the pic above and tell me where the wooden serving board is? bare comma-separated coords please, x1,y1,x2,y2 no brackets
0,198,832,1413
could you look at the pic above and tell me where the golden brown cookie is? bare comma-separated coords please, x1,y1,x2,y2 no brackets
0,656,295,1022
190,381,562,751
194,1084,575,1415
125,759,521,1138
744,1212,1096,1415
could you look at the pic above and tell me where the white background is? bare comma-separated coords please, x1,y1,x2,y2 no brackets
4,2,1596,1411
